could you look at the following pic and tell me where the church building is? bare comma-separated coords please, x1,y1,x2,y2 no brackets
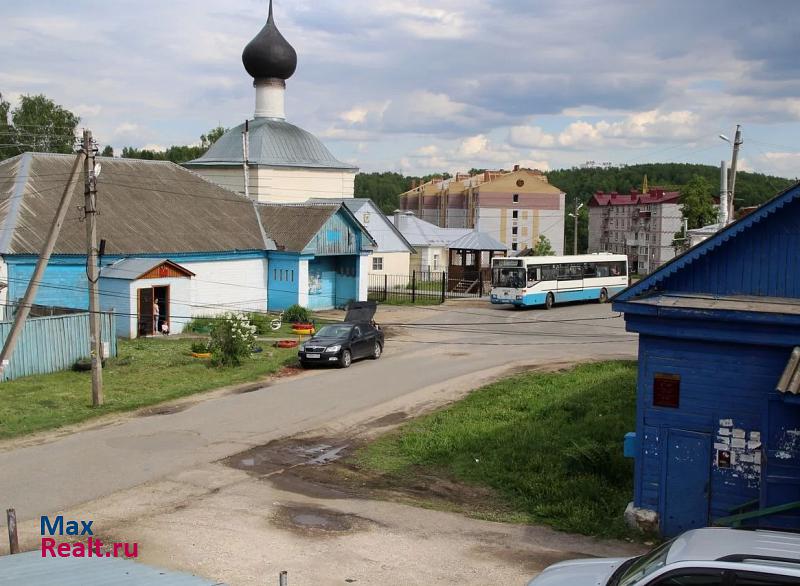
185,1,358,203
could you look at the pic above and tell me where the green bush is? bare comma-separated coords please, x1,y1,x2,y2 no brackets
246,312,272,335
184,315,219,333
190,341,209,354
284,304,310,324
208,313,257,367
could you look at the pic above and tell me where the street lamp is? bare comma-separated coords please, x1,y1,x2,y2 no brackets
719,126,742,224
568,202,584,255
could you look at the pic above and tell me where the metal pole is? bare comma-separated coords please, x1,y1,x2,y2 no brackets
279,570,288,586
441,270,446,303
7,508,19,554
573,200,579,255
83,130,104,407
0,152,85,380
411,270,416,303
728,125,742,224
242,120,251,200
719,160,728,226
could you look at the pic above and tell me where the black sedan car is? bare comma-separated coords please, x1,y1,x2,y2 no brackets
298,322,384,368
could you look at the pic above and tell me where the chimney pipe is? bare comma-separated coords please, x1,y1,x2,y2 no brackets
513,164,520,172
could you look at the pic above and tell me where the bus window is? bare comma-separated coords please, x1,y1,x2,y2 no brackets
583,263,597,278
596,264,610,277
609,261,626,276
527,266,541,284
541,264,557,280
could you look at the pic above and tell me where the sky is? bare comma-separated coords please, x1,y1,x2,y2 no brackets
2,0,799,178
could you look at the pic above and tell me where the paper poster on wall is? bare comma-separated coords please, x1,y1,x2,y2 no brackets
309,271,322,295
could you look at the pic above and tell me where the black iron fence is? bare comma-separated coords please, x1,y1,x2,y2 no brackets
368,271,487,304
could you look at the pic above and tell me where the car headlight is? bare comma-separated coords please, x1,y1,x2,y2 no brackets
299,343,306,351
325,345,341,353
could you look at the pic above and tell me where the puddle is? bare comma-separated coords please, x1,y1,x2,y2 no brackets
272,504,374,534
223,438,350,475
138,404,189,417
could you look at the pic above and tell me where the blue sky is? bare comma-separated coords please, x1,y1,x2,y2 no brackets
2,0,799,177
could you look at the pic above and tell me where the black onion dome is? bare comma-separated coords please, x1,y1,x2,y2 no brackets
242,0,297,80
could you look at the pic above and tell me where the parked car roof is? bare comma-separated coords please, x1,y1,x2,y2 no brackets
667,528,800,565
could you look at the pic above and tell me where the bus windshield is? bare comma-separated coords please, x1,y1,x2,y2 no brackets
493,267,525,288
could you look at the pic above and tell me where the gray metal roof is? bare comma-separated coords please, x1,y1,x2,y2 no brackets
389,213,506,251
0,551,222,585
448,230,507,251
185,118,357,171
256,203,338,251
100,258,194,280
0,153,268,256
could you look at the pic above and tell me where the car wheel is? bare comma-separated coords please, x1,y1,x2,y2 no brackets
371,341,382,359
299,360,310,369
545,293,555,310
339,349,352,368
599,288,608,304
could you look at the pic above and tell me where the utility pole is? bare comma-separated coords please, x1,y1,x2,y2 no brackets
0,152,85,380
569,200,584,255
83,130,104,407
728,125,742,224
719,160,729,226
241,120,251,200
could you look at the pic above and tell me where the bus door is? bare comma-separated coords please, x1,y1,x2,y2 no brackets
556,263,583,302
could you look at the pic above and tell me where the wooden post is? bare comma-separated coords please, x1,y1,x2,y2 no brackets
383,274,388,302
7,508,19,554
411,270,416,303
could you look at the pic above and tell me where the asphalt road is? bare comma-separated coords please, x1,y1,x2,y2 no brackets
0,301,637,524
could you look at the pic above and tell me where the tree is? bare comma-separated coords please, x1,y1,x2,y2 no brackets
680,175,717,230
532,234,555,256
121,125,228,164
9,94,80,155
0,93,11,160
101,145,114,157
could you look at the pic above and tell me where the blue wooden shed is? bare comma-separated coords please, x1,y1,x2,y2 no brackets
613,182,800,537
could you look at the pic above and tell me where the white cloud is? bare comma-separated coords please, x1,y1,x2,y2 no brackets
754,151,800,178
341,107,369,124
557,110,700,148
508,125,556,148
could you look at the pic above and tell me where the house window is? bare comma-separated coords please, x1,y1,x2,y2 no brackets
511,242,518,251
290,270,294,282
512,194,519,204
512,227,518,235
273,268,277,280
512,210,519,219
372,257,383,271
433,254,440,270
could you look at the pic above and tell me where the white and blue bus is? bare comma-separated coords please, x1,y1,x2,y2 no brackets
490,253,628,309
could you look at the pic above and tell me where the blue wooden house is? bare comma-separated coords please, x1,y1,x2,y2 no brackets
613,181,800,537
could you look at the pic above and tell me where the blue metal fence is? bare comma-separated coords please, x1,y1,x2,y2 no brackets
0,312,117,381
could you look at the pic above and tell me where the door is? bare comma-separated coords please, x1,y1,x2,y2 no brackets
350,325,370,359
556,262,583,303
153,286,169,334
137,288,154,337
663,429,711,536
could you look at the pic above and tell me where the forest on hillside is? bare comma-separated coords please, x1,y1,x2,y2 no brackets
355,163,795,252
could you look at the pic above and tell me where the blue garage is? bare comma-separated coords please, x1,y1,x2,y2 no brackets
613,182,800,537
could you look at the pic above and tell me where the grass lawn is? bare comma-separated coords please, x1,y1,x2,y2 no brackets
355,361,638,539
0,337,298,440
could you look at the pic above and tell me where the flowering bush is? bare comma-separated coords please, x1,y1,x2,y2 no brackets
208,313,257,367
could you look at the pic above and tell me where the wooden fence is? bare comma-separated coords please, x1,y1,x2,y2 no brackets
0,312,117,381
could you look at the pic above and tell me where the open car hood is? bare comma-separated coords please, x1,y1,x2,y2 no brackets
344,301,377,323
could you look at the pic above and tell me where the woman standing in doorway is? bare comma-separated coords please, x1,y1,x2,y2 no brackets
153,299,160,335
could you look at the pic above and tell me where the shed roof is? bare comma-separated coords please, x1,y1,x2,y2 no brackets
615,181,800,305
0,153,268,256
100,258,195,280
0,550,221,585
448,230,507,251
185,118,357,171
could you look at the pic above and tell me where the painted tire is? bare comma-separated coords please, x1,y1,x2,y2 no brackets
292,328,315,335
275,340,298,349
191,352,212,359
292,322,314,329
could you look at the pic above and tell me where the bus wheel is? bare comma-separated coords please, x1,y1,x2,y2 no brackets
599,288,608,303
545,293,555,310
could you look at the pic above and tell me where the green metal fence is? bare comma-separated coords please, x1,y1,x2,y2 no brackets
0,312,117,381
